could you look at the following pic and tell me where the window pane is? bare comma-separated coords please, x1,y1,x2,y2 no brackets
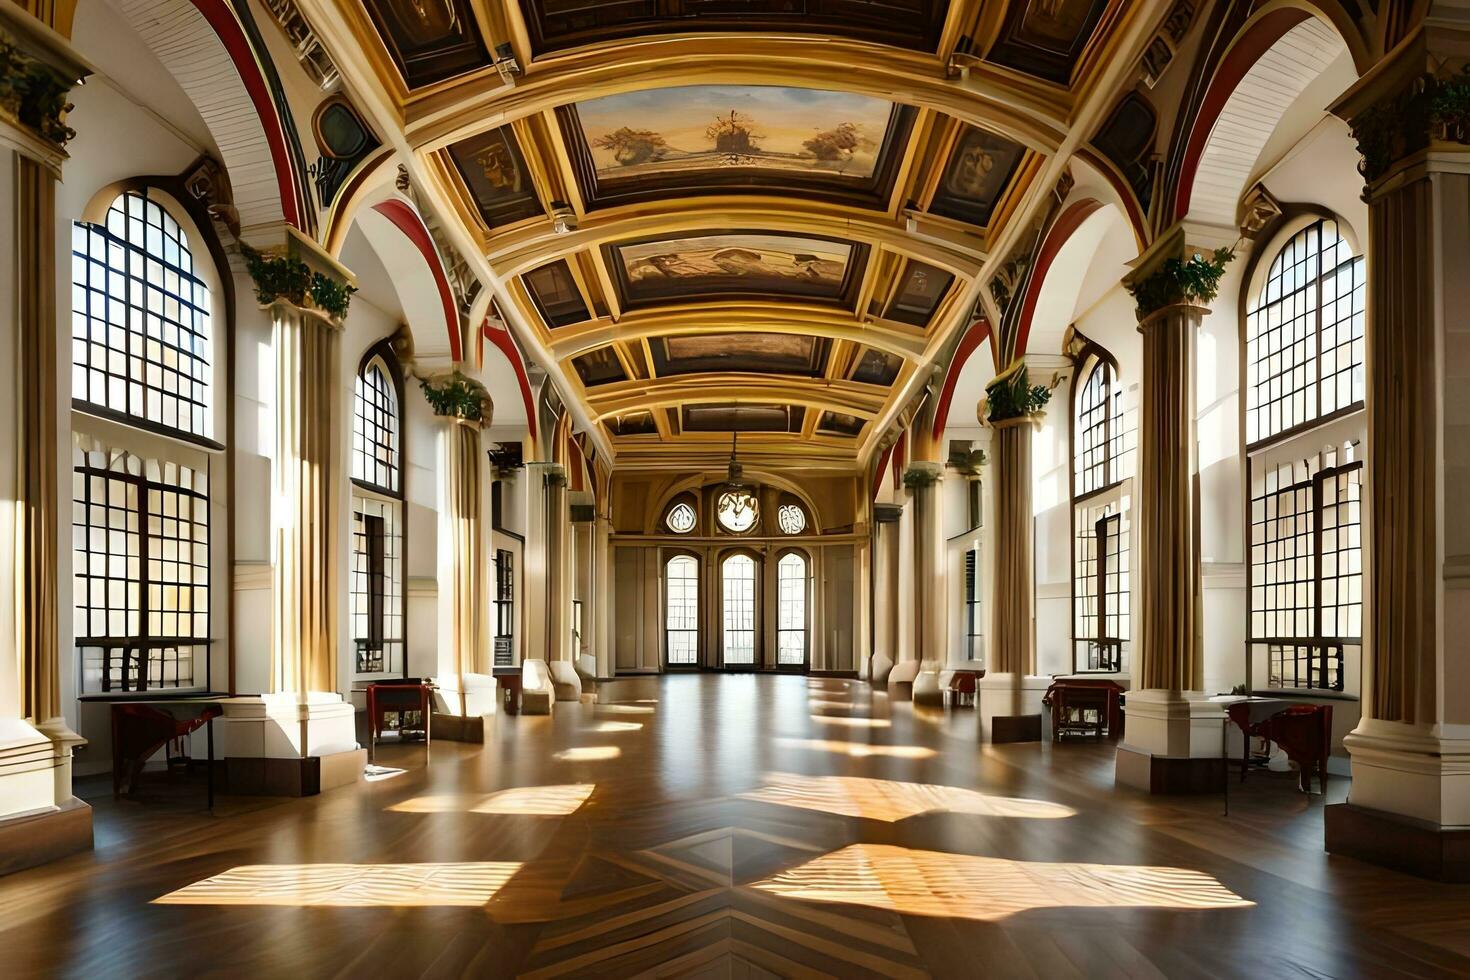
777,553,806,665
721,555,756,665
666,555,699,666
352,360,401,493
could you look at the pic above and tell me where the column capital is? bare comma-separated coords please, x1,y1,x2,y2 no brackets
1331,21,1470,189
420,371,493,426
1123,223,1235,321
901,460,943,491
242,228,358,325
983,361,1053,426
0,3,89,172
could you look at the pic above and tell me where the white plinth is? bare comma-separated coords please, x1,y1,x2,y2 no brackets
869,652,895,686
977,673,1050,741
1118,690,1228,760
433,671,500,719
548,661,583,701
1342,719,1470,828
521,659,554,715
220,691,359,759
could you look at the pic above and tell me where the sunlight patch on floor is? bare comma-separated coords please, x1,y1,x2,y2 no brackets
555,746,622,761
776,737,936,759
154,863,521,907
752,844,1253,921
590,720,644,733
389,783,595,815
811,715,890,729
597,704,656,714
739,773,1075,822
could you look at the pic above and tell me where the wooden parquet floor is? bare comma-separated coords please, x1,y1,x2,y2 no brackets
3,674,1469,978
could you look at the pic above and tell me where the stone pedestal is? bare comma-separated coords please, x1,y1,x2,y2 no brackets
887,659,919,701
1114,690,1227,794
431,671,498,743
978,673,1050,743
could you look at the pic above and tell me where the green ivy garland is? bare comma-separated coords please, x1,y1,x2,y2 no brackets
419,372,489,422
901,465,942,490
0,34,76,147
1125,247,1234,319
240,244,356,320
985,366,1051,424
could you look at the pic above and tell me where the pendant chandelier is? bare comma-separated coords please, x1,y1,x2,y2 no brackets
717,427,759,532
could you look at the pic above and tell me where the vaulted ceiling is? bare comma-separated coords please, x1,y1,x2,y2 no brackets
310,0,1162,471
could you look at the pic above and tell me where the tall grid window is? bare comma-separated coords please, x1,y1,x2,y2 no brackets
666,555,699,666
721,554,757,666
495,549,515,666
72,190,213,439
964,547,982,662
350,346,405,678
1073,500,1129,672
352,358,400,492
776,552,807,666
1073,360,1125,496
1249,449,1361,691
73,448,209,693
1245,218,1366,445
350,498,404,677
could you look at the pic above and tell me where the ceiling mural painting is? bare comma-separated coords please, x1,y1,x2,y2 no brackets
929,125,1027,228
572,346,628,386
447,126,544,229
988,0,1112,84
360,0,489,89
607,232,865,309
652,333,830,378
560,86,917,210
850,348,904,387
517,0,952,57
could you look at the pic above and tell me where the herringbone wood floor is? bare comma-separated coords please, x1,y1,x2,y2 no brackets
3,674,1468,978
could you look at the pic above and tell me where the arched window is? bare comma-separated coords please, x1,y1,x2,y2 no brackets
776,552,807,666
717,488,759,534
72,189,214,438
665,555,699,666
1073,358,1123,496
1245,218,1365,445
721,554,757,666
353,356,400,493
1070,350,1130,674
350,344,406,679
70,187,220,694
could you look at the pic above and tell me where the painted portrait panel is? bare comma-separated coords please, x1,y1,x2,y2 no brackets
988,0,1110,83
608,233,862,307
929,126,1026,228
447,126,544,229
850,348,904,386
523,261,590,328
361,0,489,88
886,260,955,327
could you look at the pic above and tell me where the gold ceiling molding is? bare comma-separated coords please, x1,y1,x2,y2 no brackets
400,38,1073,154
585,376,885,421
611,442,865,474
482,202,986,280
546,308,929,363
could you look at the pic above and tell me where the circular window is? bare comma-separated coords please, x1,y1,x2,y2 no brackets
777,503,806,535
716,490,759,533
666,501,696,533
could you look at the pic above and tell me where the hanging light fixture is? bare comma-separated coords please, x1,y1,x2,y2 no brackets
717,421,759,532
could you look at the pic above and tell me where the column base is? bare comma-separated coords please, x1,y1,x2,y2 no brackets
430,713,487,743
219,693,363,796
1114,690,1228,794
549,661,583,701
0,797,92,878
1115,744,1227,794
912,665,945,707
868,652,894,686
978,673,1050,743
1325,803,1470,882
431,672,499,740
887,659,919,701
520,660,555,715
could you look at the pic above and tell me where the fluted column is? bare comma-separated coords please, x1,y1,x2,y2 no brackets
906,462,945,706
1114,239,1228,790
1323,25,1470,879
0,11,90,871
270,300,342,696
869,510,899,684
422,374,491,718
1132,304,1205,693
990,417,1035,675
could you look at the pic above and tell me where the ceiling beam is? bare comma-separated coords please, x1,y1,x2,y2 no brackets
585,375,885,421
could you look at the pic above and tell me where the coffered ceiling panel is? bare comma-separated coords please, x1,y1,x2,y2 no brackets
360,0,490,88
884,259,956,327
817,411,867,437
651,333,830,378
446,126,544,228
988,0,1111,85
605,232,867,310
928,125,1027,228
849,348,904,387
524,260,592,327
517,0,952,57
571,346,628,386
681,404,806,433
558,85,917,211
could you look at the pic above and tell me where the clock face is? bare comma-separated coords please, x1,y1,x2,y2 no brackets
666,501,696,533
777,503,806,535
717,490,759,533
